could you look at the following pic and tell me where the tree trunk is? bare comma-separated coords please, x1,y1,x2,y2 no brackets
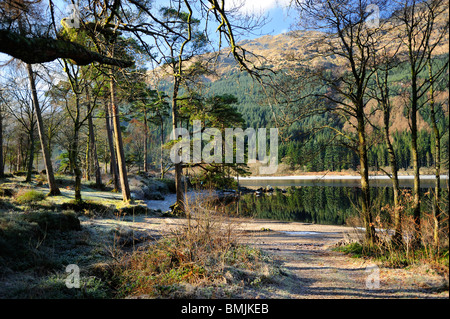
86,87,102,188
357,107,376,246
88,109,102,187
110,69,130,201
384,120,402,244
143,107,148,173
26,64,61,195
410,73,421,246
105,100,119,192
85,128,91,181
160,118,164,179
25,124,34,183
0,103,4,178
428,58,441,248
172,78,184,212
71,138,82,203
70,97,82,203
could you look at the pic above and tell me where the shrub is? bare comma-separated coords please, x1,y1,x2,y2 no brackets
160,178,176,193
21,211,81,232
113,191,275,298
15,189,45,204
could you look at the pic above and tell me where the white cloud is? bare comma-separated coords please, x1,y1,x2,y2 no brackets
229,0,291,14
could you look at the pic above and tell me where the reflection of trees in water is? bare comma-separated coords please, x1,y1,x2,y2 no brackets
231,186,448,226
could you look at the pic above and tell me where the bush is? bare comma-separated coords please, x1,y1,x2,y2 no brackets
113,193,275,298
21,211,81,232
15,189,45,204
160,178,176,193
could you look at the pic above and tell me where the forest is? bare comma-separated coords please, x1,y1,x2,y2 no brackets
0,0,448,300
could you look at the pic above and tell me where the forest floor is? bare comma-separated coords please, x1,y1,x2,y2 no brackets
1,175,449,299
76,211,450,299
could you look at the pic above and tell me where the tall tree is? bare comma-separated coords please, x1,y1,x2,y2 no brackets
0,88,5,178
292,0,388,245
4,65,37,182
155,3,209,213
427,49,448,247
109,54,131,201
392,0,449,245
26,63,61,195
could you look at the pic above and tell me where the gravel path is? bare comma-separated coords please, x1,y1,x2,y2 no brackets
237,219,449,299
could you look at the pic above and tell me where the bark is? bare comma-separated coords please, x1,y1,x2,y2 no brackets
384,116,402,243
25,122,34,182
26,64,61,195
357,108,376,246
105,100,119,192
110,69,130,201
85,128,91,181
428,58,441,248
410,71,421,246
160,118,164,179
86,88,102,188
172,78,184,212
0,104,4,178
0,29,133,67
70,96,82,203
377,68,402,243
143,107,148,173
88,108,102,187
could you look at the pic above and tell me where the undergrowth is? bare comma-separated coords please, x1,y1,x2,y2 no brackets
112,195,277,298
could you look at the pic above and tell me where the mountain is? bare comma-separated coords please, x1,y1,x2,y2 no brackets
148,6,449,172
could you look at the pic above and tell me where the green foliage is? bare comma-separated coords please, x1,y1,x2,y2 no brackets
15,190,45,204
201,54,449,173
334,242,364,258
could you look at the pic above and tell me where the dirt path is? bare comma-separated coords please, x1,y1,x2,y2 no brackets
236,219,448,299
86,212,448,299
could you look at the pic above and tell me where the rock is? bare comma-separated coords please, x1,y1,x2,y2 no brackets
22,211,81,232
129,176,169,200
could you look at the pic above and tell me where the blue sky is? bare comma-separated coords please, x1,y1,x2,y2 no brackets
0,0,295,66
221,0,296,38
246,3,296,38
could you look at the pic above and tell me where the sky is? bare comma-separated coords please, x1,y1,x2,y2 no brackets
0,0,296,68
244,1,297,38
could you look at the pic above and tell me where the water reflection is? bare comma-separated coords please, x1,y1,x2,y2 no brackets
229,184,448,226
238,175,448,189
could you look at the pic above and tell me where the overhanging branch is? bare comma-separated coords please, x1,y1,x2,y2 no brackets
0,29,134,67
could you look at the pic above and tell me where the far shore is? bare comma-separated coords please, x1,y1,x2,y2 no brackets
237,174,449,180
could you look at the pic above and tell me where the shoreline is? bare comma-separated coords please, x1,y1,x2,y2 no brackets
237,174,449,180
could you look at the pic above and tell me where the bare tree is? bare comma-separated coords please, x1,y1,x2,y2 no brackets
369,45,403,244
26,63,61,195
290,0,392,245
392,0,449,245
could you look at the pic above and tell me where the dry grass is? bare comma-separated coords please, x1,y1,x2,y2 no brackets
113,190,276,298
342,189,449,273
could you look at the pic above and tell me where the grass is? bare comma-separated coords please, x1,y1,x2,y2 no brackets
0,174,166,298
112,194,279,298
1,175,280,298
337,188,449,275
15,189,45,204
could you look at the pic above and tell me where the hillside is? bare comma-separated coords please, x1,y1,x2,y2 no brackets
148,6,449,173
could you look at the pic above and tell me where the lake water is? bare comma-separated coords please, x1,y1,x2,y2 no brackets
230,175,449,226
237,174,449,189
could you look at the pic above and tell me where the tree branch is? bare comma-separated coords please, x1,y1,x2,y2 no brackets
0,29,134,67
